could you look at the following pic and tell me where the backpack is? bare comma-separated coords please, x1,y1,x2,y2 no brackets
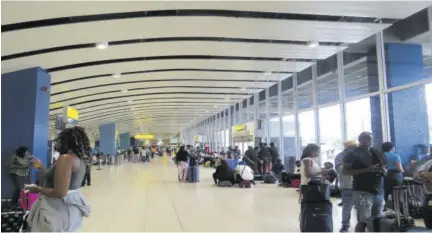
264,174,277,184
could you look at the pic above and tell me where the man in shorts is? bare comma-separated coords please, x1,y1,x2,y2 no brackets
343,132,387,232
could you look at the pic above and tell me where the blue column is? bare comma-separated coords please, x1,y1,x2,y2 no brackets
367,48,383,147
130,137,136,147
386,43,429,164
1,67,51,197
119,133,130,149
99,123,116,157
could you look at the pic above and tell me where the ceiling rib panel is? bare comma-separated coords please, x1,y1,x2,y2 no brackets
3,1,430,25
2,41,343,72
2,17,390,56
52,71,290,91
48,59,312,83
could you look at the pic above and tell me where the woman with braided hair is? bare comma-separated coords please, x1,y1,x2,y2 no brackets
24,126,91,232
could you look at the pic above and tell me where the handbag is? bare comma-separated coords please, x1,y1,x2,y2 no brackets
300,178,331,203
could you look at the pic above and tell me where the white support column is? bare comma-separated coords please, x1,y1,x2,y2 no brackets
228,106,233,146
265,88,270,143
254,93,259,121
277,80,284,161
337,51,347,142
293,73,300,159
312,63,320,151
376,31,391,143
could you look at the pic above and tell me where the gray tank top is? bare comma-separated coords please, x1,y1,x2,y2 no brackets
43,159,86,190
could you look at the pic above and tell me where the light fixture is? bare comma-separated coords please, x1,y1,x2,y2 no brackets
127,99,133,104
240,87,247,91
263,71,272,76
121,89,128,93
95,42,108,50
307,41,319,48
214,105,218,108
112,73,121,78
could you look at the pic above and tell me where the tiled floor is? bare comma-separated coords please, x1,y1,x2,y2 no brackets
79,158,423,232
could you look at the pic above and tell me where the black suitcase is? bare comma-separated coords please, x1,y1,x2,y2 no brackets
367,186,432,232
300,201,333,232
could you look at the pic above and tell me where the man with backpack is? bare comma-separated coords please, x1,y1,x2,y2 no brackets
269,142,280,168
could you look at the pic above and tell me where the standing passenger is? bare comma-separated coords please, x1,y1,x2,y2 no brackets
381,142,404,208
300,143,321,185
334,140,358,232
176,146,190,182
343,132,386,232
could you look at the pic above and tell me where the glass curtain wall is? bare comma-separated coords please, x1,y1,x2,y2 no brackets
184,8,432,166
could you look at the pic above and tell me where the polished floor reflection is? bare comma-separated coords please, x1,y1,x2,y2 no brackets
79,158,423,232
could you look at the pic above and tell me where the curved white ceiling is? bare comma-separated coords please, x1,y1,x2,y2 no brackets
2,1,430,137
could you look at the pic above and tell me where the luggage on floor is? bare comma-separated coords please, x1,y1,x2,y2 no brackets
217,180,233,187
300,179,331,203
300,201,333,232
263,174,277,184
367,186,432,232
254,174,264,181
187,166,199,183
1,200,27,233
239,180,252,188
20,190,38,211
291,179,301,188
404,180,425,218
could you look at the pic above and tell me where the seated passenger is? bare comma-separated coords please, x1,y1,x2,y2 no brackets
270,159,285,181
321,162,337,184
280,160,301,186
235,160,255,185
213,160,235,185
413,159,432,229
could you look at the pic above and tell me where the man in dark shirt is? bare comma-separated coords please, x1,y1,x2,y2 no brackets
258,143,271,177
343,132,387,232
269,142,280,168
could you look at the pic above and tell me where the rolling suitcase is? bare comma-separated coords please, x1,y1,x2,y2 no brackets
187,166,199,183
299,179,333,232
300,201,333,232
367,186,432,232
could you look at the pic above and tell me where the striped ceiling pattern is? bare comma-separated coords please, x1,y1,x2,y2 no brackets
2,1,430,139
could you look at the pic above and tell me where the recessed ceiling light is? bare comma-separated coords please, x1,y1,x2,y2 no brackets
112,73,121,78
127,99,133,104
307,41,319,48
240,87,247,91
214,105,218,108
263,71,272,76
121,89,128,93
96,42,108,50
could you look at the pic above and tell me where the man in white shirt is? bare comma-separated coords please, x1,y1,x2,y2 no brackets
235,161,254,182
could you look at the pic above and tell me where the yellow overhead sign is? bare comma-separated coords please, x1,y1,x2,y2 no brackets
135,134,154,139
65,106,79,121
234,124,246,131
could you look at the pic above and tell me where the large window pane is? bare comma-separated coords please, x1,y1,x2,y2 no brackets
282,115,296,164
346,98,372,141
297,82,313,110
298,110,316,156
388,86,430,164
317,55,339,105
269,117,280,149
319,104,343,166
343,35,379,98
259,101,266,120
282,90,294,114
268,96,278,118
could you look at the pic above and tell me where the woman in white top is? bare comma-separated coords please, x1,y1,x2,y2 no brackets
300,143,322,185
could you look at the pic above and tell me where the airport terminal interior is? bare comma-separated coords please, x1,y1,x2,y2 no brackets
1,1,432,232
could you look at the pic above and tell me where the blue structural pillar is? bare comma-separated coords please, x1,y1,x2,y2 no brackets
367,48,383,147
1,67,51,197
99,123,117,157
130,137,136,147
119,133,130,149
385,43,429,164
